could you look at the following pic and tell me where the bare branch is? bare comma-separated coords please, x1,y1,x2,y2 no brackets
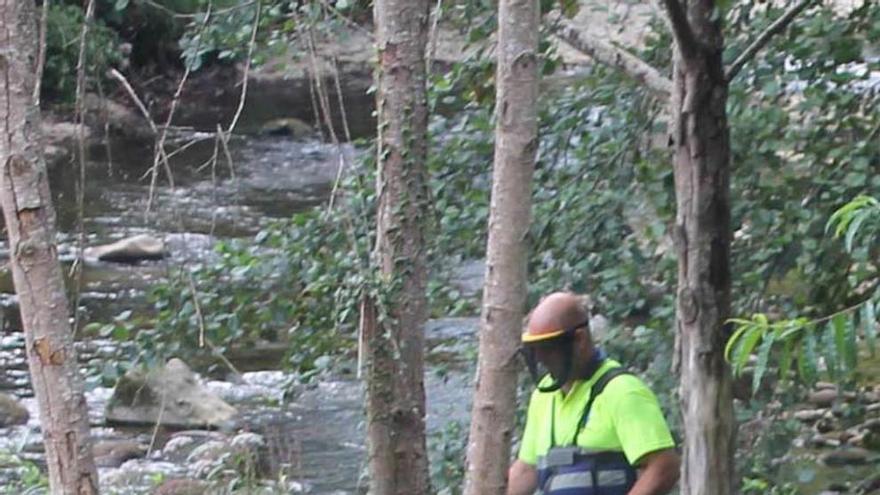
108,69,159,134
224,0,261,134
33,0,49,105
426,0,443,73
660,0,699,57
725,0,815,81
554,20,672,101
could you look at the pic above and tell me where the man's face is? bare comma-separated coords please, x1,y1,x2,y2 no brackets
533,340,570,384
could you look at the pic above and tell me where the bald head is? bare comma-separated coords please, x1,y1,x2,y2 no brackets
527,292,590,337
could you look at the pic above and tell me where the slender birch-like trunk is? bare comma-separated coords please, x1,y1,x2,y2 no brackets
0,0,99,492
463,1,540,493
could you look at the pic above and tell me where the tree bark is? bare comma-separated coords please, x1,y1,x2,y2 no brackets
463,1,540,494
362,0,431,494
663,0,736,493
0,0,99,493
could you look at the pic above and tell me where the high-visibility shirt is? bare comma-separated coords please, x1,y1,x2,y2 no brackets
518,359,676,466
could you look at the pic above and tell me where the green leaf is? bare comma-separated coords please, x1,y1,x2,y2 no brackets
734,324,765,376
842,314,858,373
114,0,129,11
798,329,818,384
725,319,758,361
832,313,847,359
777,319,806,340
752,330,776,393
779,338,795,382
112,325,130,341
864,300,877,356
824,320,840,380
844,209,871,252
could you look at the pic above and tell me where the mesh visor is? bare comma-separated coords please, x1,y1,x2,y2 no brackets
519,333,575,392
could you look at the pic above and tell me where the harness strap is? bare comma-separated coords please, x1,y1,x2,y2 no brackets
570,367,631,446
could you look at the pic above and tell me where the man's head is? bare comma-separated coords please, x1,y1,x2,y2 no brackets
521,292,595,391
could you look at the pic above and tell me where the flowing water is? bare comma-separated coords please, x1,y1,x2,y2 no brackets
0,75,876,494
0,76,478,493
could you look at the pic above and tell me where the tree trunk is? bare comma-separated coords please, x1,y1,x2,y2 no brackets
362,0,431,494
665,1,736,493
463,1,540,494
0,0,99,493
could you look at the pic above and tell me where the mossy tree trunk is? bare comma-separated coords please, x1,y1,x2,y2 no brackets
362,0,432,493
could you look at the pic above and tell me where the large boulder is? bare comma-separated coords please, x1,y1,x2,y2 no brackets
0,392,29,426
85,234,166,263
106,359,237,428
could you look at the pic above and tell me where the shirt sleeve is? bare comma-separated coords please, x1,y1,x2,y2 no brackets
608,377,676,465
517,391,540,465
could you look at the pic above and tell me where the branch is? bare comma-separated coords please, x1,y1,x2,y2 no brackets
554,20,672,101
725,0,815,81
660,0,699,58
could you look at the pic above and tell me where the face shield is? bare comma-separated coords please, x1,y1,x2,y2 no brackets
519,319,589,393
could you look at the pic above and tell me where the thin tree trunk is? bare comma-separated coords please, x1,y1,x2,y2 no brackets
0,0,99,493
664,0,736,493
362,0,431,493
463,1,540,494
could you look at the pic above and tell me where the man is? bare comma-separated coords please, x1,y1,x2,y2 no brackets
508,292,680,495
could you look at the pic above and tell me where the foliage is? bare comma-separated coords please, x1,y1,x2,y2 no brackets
43,4,121,102
725,1,880,320
75,0,880,491
727,194,880,390
428,420,467,495
0,450,49,494
148,177,373,375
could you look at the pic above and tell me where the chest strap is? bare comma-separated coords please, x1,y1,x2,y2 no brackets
561,366,632,446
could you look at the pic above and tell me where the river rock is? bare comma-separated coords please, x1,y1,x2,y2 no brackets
810,434,841,448
93,439,147,468
856,475,880,494
809,388,839,407
815,417,838,434
259,117,315,138
106,358,237,428
793,408,826,422
152,478,210,495
85,234,166,263
0,392,29,426
820,447,873,466
186,432,267,479
863,418,880,432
